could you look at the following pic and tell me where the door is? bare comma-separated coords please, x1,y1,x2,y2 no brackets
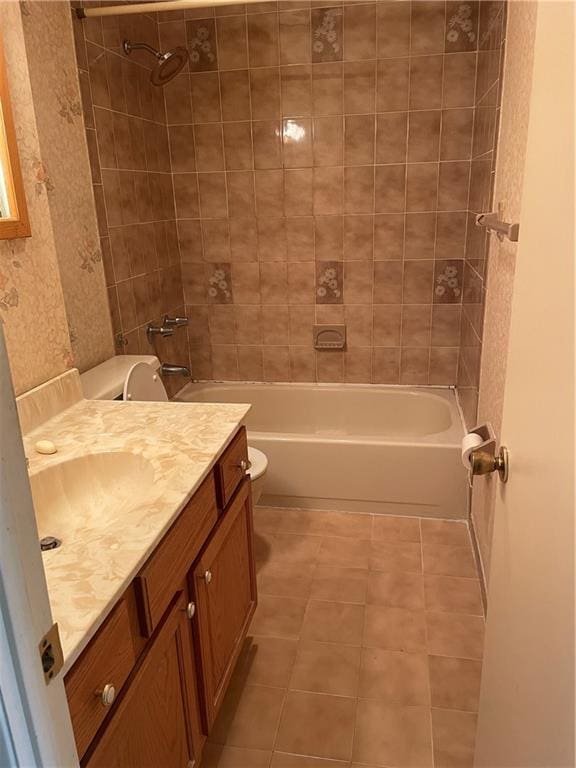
474,3,574,766
0,328,78,766
193,478,257,727
85,592,203,768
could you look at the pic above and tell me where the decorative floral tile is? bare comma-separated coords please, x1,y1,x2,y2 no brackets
186,19,218,71
445,2,479,52
311,7,343,63
434,260,463,304
316,261,343,304
207,263,233,304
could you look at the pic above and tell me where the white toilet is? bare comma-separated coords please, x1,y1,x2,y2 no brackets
80,355,268,506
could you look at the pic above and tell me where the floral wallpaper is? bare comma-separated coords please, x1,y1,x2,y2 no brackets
20,0,114,374
0,2,74,395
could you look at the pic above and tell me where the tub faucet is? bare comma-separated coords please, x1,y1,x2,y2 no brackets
161,363,191,377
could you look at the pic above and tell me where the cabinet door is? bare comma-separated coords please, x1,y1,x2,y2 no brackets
193,478,257,727
85,592,203,768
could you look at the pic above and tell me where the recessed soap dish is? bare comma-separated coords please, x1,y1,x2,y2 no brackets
314,325,346,350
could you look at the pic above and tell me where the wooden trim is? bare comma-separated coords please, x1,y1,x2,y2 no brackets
0,32,30,240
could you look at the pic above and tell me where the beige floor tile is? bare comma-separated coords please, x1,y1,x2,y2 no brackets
234,635,298,688
367,571,424,610
369,541,422,573
279,509,372,539
421,519,470,547
250,595,308,639
272,753,348,767
289,639,361,696
317,536,371,568
372,515,421,543
353,700,433,767
277,509,329,536
275,691,356,762
310,566,368,603
363,605,427,652
253,506,285,534
426,612,485,660
429,656,483,712
257,561,315,599
322,511,373,539
432,708,478,768
201,743,272,767
359,648,429,705
422,544,477,578
255,532,323,565
301,600,365,645
423,576,483,616
209,683,285,750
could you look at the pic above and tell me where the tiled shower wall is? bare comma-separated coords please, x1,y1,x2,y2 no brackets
73,4,191,396
161,0,481,384
457,0,506,427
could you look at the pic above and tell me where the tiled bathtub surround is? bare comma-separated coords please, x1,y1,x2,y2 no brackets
165,1,482,384
73,3,190,396
457,1,506,426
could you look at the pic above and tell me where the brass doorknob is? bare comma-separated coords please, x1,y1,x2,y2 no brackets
471,446,510,483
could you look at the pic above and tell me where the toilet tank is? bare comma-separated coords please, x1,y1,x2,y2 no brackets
80,355,161,400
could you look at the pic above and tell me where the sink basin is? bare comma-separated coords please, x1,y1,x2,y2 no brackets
30,452,155,541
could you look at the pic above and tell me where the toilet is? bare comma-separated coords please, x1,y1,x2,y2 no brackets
80,355,268,506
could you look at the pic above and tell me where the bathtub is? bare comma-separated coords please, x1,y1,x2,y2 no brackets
176,383,468,520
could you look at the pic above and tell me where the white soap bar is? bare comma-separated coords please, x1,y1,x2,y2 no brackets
35,440,57,455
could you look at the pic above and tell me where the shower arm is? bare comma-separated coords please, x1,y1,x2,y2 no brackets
76,0,254,19
123,41,165,60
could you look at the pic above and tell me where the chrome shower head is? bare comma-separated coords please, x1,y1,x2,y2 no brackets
122,39,189,87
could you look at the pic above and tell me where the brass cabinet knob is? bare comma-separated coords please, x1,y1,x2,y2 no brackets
204,570,212,584
186,601,196,619
97,684,115,707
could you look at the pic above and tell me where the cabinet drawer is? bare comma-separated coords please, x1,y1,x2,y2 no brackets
135,473,218,636
215,427,249,509
65,597,136,760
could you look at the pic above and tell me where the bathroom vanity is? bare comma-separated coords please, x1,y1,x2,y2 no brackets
17,370,254,767
64,426,255,766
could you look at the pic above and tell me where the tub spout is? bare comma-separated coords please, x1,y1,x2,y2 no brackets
161,363,191,377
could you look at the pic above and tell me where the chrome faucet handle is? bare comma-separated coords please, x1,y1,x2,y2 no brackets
146,324,174,342
163,315,189,327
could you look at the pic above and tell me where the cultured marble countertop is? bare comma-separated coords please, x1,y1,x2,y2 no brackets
23,398,251,675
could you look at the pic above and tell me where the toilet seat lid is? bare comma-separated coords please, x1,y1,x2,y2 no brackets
248,447,268,480
124,362,169,402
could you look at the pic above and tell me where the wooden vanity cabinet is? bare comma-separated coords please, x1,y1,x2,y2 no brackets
67,427,256,765
192,477,257,728
84,591,204,768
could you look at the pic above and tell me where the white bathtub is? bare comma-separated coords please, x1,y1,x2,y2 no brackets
176,383,468,519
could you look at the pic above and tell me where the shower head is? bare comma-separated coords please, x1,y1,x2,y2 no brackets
122,40,189,86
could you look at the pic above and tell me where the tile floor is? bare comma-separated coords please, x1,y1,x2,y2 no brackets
202,508,485,768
